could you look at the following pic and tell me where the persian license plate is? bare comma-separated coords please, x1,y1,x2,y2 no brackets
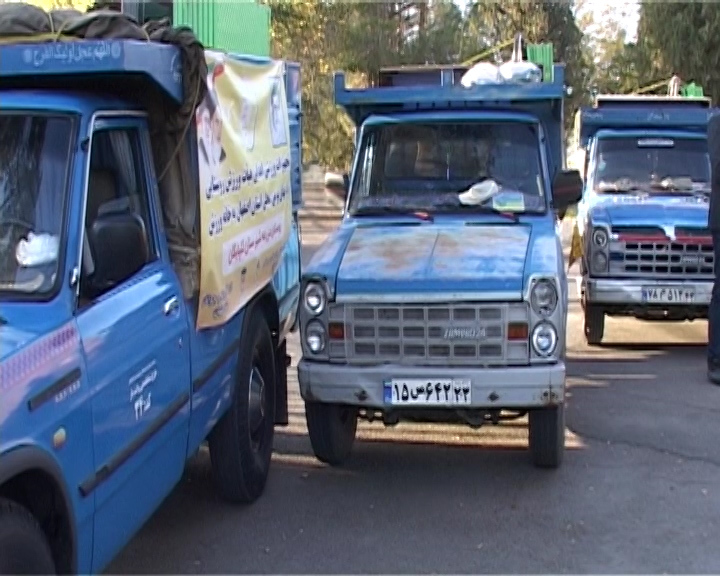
641,286,695,304
383,379,472,406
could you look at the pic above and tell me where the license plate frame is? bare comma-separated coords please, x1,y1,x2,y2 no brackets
383,379,472,406
641,286,696,304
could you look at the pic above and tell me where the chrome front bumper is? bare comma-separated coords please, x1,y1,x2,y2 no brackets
297,360,565,409
583,277,713,306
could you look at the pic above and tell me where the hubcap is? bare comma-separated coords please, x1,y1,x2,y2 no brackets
247,365,266,450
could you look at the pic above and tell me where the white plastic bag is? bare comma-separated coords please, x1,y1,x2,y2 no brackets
460,62,502,87
15,232,59,267
458,179,501,206
498,60,543,83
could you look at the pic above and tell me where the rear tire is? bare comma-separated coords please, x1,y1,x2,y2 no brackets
584,304,605,345
209,309,276,504
305,402,358,466
528,405,565,469
0,498,56,574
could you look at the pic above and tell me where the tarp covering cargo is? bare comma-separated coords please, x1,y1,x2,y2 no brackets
0,2,208,299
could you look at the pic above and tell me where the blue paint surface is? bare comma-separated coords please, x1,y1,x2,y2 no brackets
304,215,563,298
336,224,531,294
0,46,302,574
579,106,714,148
588,193,709,229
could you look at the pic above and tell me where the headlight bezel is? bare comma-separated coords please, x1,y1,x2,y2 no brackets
530,278,559,317
588,224,610,274
591,250,608,273
531,322,558,357
303,281,327,316
591,227,608,249
305,319,327,354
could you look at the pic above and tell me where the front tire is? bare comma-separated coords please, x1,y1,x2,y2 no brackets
305,402,358,466
0,498,56,574
528,404,565,469
209,310,276,504
584,304,605,345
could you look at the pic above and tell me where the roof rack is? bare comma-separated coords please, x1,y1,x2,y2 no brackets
334,64,566,125
0,38,183,102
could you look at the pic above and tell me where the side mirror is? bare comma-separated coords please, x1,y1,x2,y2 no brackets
342,173,350,195
552,169,583,217
88,211,149,290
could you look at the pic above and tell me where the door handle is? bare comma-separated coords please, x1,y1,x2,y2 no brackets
163,296,180,316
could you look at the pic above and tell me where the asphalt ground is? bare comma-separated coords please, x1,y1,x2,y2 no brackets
108,189,720,574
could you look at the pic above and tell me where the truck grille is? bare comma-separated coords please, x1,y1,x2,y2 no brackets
609,226,714,279
327,302,529,367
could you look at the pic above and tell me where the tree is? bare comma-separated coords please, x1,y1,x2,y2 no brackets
637,2,720,100
270,0,589,170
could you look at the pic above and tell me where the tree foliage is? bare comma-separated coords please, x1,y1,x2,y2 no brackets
583,1,720,100
270,0,589,171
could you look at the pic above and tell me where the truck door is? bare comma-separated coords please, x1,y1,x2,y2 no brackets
73,117,191,571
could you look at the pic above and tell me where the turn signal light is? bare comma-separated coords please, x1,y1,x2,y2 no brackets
507,322,529,341
328,322,345,340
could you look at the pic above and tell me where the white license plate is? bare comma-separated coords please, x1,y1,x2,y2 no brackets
383,379,472,406
641,286,695,304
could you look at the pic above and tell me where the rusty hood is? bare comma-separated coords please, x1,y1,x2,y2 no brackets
335,223,532,297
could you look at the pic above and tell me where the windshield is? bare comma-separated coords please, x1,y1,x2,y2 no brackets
594,136,709,191
0,114,73,297
347,121,547,215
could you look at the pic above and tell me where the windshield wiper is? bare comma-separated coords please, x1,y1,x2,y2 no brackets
351,206,434,222
596,180,649,194
649,178,709,195
433,201,519,222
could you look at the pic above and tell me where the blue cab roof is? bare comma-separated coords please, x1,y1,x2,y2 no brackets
579,104,718,148
0,39,301,108
334,63,567,126
0,39,184,102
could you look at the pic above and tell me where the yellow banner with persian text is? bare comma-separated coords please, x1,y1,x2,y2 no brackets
196,51,292,329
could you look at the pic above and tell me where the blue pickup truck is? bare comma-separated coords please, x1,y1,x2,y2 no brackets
571,91,715,345
0,17,302,575
297,56,582,469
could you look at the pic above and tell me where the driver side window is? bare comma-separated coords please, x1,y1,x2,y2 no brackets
78,126,156,309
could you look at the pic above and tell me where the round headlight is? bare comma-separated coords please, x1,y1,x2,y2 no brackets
304,282,326,315
530,279,558,317
592,228,608,248
592,251,608,273
305,320,326,353
531,323,558,357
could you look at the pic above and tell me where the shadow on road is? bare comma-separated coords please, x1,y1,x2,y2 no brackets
564,341,720,469
575,341,707,353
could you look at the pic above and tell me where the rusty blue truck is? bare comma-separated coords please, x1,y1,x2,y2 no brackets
297,55,582,469
0,6,302,573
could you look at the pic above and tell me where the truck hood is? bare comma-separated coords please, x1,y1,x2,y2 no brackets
590,194,709,229
327,223,533,297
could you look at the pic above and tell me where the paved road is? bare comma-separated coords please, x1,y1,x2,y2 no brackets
109,196,720,574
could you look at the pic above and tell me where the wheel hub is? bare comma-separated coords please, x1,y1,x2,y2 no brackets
247,366,266,445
